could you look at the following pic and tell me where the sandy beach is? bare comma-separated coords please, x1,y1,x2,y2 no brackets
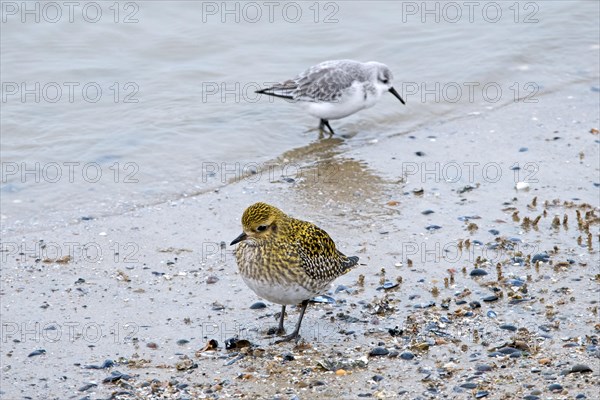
1,78,598,399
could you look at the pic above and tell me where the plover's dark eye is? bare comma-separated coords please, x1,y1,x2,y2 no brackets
381,78,389,84
256,225,268,232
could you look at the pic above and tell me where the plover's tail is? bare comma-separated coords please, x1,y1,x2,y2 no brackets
256,80,297,100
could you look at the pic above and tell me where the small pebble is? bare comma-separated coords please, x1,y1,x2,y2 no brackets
425,225,442,231
567,364,593,374
548,383,563,392
469,301,481,309
482,295,498,302
488,229,500,235
400,352,414,360
498,347,519,354
369,347,389,357
102,371,131,383
83,359,115,369
28,349,46,357
78,383,98,392
310,295,336,304
499,324,517,332
470,269,488,277
372,375,384,382
421,209,434,215
475,364,492,372
532,253,550,263
460,383,477,389
376,281,399,291
249,302,267,310
475,391,489,398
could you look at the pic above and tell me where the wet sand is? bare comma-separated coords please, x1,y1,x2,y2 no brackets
1,82,598,399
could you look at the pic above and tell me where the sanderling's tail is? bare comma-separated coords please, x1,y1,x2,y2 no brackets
255,81,297,100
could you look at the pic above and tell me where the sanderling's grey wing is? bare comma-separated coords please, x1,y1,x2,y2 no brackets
293,65,356,103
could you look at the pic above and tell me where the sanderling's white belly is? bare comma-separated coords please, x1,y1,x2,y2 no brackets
242,276,321,305
305,82,380,120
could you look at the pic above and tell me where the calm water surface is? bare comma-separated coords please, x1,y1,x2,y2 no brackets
1,1,598,232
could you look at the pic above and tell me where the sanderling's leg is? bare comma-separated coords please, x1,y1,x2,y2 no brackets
319,119,335,135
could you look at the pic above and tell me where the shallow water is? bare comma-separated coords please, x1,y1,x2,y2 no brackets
1,0,599,231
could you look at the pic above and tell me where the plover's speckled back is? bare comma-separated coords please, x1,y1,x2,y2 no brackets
230,202,359,342
256,60,405,134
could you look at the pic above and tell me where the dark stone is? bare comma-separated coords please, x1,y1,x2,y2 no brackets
499,324,518,332
249,302,267,310
532,253,550,263
569,364,593,374
548,383,563,392
482,295,498,302
102,371,131,383
369,347,389,356
27,349,46,357
460,383,477,389
469,301,481,309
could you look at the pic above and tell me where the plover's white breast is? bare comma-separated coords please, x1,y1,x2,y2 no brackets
242,276,321,305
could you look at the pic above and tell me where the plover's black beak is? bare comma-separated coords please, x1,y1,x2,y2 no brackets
230,232,247,246
389,87,406,105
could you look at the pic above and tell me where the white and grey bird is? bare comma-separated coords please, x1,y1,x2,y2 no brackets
256,60,405,135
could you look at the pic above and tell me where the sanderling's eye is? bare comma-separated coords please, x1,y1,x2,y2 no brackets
256,225,268,232
381,78,389,84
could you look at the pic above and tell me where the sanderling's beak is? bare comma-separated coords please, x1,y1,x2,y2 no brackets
389,87,406,105
230,232,248,246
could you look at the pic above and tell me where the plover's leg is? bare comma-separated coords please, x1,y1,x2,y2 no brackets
276,305,286,335
319,119,335,135
275,300,309,343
